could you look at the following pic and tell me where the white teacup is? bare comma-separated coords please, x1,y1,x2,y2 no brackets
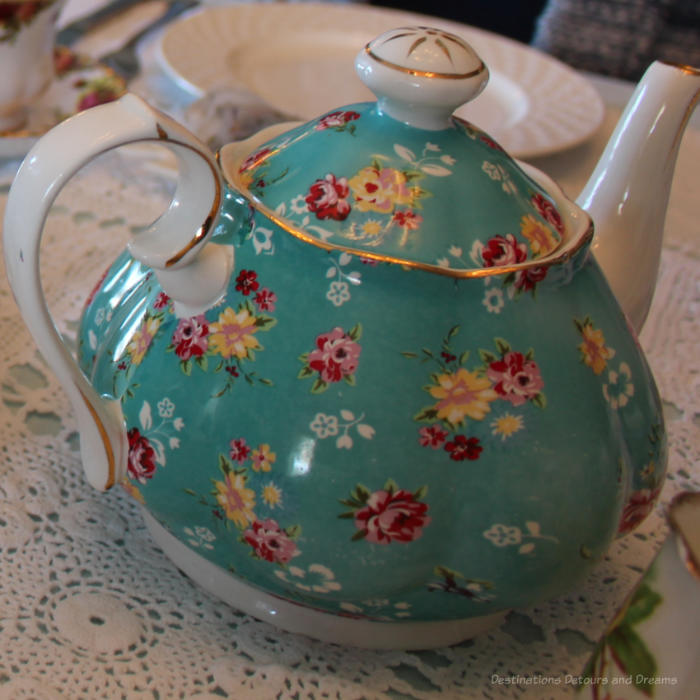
0,0,65,131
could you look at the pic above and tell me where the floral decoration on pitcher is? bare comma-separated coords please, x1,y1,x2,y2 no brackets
185,436,302,567
298,324,362,393
404,327,545,461
339,479,430,544
0,1,55,42
126,398,184,485
427,566,494,602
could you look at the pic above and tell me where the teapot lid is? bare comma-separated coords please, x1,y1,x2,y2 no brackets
222,27,569,275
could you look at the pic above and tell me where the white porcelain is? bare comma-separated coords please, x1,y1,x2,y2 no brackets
157,1,605,158
0,0,65,131
579,62,700,332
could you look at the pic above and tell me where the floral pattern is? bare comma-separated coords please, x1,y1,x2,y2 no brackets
126,399,184,485
339,480,430,544
185,435,301,568
483,521,558,555
406,328,545,461
309,410,375,449
0,1,54,42
298,324,362,393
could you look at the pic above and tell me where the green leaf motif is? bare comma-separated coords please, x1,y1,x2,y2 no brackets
607,625,657,693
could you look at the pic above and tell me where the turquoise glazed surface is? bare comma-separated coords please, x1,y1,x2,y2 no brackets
77,104,666,625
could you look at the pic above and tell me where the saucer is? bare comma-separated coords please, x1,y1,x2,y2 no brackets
0,48,126,160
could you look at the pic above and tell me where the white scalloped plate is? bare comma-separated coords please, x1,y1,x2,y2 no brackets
158,2,604,159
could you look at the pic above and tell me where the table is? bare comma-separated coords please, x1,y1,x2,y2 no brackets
0,11,697,699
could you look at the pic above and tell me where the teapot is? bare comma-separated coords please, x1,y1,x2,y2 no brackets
4,27,698,649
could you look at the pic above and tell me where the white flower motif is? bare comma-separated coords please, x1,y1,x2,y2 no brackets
425,142,440,152
440,154,456,165
482,161,501,180
482,286,505,313
252,224,275,255
158,397,175,418
310,413,339,439
290,194,308,214
437,257,450,268
336,434,353,450
483,523,522,547
173,417,185,431
275,563,341,593
448,245,463,258
184,526,215,550
603,362,635,409
326,280,351,307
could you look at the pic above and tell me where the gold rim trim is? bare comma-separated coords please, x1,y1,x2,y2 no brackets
79,389,116,490
153,124,223,268
235,184,593,279
364,45,486,80
660,60,700,76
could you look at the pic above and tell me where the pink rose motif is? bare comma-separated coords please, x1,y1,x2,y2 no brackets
172,315,209,360
513,265,548,292
127,427,157,483
308,327,361,384
419,425,448,449
531,193,565,235
487,351,544,406
618,487,661,535
305,173,351,221
481,234,528,267
354,489,431,544
243,519,300,564
316,110,360,130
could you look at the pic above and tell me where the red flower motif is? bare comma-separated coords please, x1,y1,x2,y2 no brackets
487,351,544,406
354,489,431,544
308,327,361,383
419,425,448,449
235,269,260,296
316,110,360,130
481,234,528,267
392,209,423,230
618,487,661,535
305,173,351,221
254,287,277,311
513,265,548,292
229,438,251,464
531,193,565,235
243,518,300,564
172,315,209,360
153,292,170,310
444,435,483,461
127,427,157,483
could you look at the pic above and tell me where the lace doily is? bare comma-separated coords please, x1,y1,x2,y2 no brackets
0,130,697,699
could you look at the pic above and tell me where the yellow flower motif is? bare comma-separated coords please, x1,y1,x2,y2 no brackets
126,315,161,365
209,306,260,359
490,413,524,441
215,471,256,529
520,214,560,257
579,323,615,375
262,482,282,508
348,166,414,214
429,368,499,426
362,219,383,236
251,443,276,472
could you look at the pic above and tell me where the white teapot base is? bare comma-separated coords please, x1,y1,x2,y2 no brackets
142,509,508,650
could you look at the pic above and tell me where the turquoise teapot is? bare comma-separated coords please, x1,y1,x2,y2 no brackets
5,27,698,649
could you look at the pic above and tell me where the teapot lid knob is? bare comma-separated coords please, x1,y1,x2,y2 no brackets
355,26,489,130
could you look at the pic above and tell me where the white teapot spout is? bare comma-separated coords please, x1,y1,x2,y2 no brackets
577,61,700,333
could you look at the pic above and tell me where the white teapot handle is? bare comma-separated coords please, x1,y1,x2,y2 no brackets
3,94,225,491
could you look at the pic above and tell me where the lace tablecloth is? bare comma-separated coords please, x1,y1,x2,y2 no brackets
0,77,697,699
